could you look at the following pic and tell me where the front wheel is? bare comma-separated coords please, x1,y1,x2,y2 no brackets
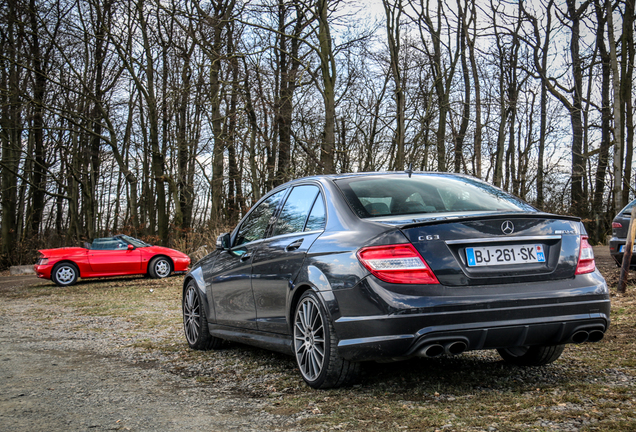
51,262,79,287
293,291,359,389
497,344,565,366
148,256,172,279
183,283,222,350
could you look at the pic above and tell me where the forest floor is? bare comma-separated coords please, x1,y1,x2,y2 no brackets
0,247,635,431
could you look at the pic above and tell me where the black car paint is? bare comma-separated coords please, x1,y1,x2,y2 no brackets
610,198,636,266
183,173,610,362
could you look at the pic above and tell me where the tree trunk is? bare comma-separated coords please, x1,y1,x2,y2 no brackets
274,1,303,185
620,0,635,207
383,0,405,171
1,1,22,257
607,0,623,214
454,0,471,174
568,0,586,216
317,0,335,174
27,0,47,238
592,0,611,242
466,1,481,178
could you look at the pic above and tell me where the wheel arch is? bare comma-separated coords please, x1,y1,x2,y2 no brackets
289,284,314,332
149,254,174,269
288,264,340,335
52,260,81,277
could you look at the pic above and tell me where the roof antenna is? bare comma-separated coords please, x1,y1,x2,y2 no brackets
405,162,413,178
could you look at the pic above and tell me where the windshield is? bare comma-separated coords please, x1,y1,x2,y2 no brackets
117,235,151,248
335,174,536,218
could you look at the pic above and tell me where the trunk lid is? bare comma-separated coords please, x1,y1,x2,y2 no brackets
381,212,582,286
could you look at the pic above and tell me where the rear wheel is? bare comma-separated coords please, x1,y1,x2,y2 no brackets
51,262,79,287
293,291,359,389
148,256,172,279
183,283,222,350
497,344,565,366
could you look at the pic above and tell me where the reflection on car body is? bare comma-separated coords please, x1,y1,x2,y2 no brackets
182,172,610,389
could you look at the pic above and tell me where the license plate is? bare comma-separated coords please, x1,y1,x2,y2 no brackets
619,245,636,253
466,244,546,267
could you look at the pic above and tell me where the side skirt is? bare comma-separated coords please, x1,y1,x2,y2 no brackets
207,323,294,356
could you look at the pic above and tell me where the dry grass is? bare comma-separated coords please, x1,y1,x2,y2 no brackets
6,258,636,431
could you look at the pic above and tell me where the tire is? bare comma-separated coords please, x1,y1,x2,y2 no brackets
293,291,360,389
148,256,172,279
51,262,79,287
497,344,565,366
183,282,222,350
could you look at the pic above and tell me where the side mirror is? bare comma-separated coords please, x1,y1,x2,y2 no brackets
127,244,135,251
216,233,231,250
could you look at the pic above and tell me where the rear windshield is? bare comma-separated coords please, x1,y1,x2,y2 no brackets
334,174,536,218
620,199,636,215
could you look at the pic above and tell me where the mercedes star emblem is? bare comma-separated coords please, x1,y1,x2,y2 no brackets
501,220,515,235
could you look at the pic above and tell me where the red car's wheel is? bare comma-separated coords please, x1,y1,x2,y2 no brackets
51,262,79,287
148,256,172,279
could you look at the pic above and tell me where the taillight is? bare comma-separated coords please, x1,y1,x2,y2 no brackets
612,222,623,229
37,257,49,265
575,236,595,275
356,244,439,284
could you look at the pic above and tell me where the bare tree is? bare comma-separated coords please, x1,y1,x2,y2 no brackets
407,0,461,172
383,0,406,170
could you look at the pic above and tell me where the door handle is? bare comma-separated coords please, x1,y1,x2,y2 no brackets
285,239,304,252
240,253,252,261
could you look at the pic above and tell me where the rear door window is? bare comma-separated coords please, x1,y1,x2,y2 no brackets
305,193,326,231
273,185,320,236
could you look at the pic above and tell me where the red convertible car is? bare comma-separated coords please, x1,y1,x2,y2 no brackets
34,234,191,286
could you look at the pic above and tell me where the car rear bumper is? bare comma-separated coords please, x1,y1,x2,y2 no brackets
331,271,610,362
609,237,636,265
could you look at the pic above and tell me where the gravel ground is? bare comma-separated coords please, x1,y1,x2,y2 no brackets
0,293,304,432
0,247,634,431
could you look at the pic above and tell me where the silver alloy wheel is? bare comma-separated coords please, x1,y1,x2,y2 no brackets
294,296,326,382
183,285,200,345
55,265,76,285
154,258,171,278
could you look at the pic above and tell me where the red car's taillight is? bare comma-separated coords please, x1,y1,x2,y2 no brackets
612,222,623,229
575,236,595,275
37,257,49,265
356,244,439,284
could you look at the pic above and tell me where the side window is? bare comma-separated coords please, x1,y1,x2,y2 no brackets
305,193,326,231
235,190,286,246
91,237,126,250
274,185,320,236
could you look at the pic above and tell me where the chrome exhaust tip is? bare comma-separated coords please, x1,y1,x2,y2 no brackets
417,343,445,358
571,330,589,344
587,330,605,342
444,341,467,356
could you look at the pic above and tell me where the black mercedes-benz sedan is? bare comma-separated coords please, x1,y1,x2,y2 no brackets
182,172,610,389
610,198,636,266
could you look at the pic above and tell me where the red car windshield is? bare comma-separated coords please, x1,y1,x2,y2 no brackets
117,235,151,248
